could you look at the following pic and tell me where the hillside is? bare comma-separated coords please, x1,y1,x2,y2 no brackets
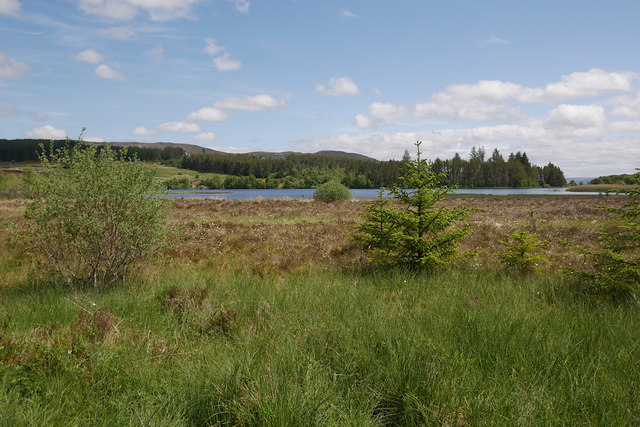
85,141,223,156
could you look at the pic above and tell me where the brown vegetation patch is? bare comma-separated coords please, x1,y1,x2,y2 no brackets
164,196,627,274
71,308,121,344
1,195,629,277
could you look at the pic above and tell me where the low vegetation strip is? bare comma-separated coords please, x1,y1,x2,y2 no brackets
566,183,639,193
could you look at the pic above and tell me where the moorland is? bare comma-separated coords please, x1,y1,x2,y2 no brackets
2,192,640,424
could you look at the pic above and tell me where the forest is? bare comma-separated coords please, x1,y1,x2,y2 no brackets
0,139,184,163
180,146,566,189
0,139,566,189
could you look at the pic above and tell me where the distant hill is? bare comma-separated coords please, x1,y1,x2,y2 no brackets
0,138,376,163
312,150,375,161
88,141,375,161
86,141,223,156
247,149,374,161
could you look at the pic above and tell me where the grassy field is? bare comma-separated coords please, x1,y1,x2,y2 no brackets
1,196,639,424
154,164,227,181
566,183,639,193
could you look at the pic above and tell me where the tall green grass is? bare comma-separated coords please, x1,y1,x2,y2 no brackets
1,266,639,424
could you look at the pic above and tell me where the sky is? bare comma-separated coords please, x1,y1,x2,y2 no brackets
1,0,640,176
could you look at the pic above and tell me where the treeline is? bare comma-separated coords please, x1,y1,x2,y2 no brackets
181,147,566,189
0,139,184,163
1,139,566,188
591,173,639,185
181,153,403,189
430,147,566,188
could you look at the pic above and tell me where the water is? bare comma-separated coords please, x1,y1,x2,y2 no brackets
165,187,605,199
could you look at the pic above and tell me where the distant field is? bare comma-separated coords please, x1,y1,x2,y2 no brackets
153,164,227,181
566,183,639,193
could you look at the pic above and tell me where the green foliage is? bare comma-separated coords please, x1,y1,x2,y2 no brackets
313,180,351,203
591,173,639,185
573,170,640,297
165,176,191,190
2,268,640,424
497,230,548,274
0,169,5,197
356,141,473,269
199,176,223,189
21,134,167,289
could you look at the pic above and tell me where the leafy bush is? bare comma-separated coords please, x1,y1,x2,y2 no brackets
313,180,351,203
21,135,167,288
199,176,223,189
355,141,473,269
165,177,191,190
572,170,640,297
497,230,548,274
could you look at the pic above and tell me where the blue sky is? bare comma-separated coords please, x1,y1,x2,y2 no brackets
1,0,640,176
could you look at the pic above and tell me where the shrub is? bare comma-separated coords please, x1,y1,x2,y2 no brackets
572,169,640,297
21,134,167,289
355,141,473,269
165,177,191,190
313,180,351,203
497,230,548,274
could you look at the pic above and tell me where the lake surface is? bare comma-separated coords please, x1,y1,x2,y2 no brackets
166,187,606,199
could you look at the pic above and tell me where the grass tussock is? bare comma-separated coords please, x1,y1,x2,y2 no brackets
1,195,638,424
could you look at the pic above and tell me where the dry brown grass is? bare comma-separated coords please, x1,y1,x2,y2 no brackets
1,196,628,277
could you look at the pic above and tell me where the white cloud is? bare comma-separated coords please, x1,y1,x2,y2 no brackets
0,52,30,82
203,38,241,72
77,0,199,21
355,69,637,128
518,69,636,103
355,102,410,129
546,104,606,129
372,87,382,96
191,132,216,142
213,52,242,71
132,126,156,136
144,45,164,58
316,77,360,96
543,104,606,138
427,69,635,106
608,120,640,133
228,0,249,13
0,106,15,115
215,94,288,111
340,9,356,18
157,121,201,133
186,107,228,122
354,114,375,130
94,64,127,80
609,93,640,119
0,0,21,17
24,125,67,139
74,49,105,64
204,38,224,55
100,26,137,39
